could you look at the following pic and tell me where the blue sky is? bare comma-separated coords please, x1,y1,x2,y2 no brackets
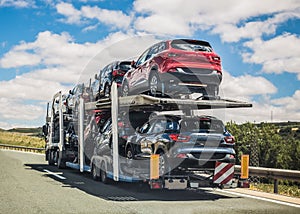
0,0,300,129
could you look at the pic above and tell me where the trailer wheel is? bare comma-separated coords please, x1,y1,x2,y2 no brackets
92,163,100,181
100,161,110,184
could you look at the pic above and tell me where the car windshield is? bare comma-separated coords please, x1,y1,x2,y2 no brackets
171,40,213,52
180,118,224,133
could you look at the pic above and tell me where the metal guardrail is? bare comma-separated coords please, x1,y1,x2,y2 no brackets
235,165,300,193
0,143,44,153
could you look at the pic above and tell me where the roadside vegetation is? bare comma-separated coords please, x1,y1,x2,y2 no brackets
227,122,300,198
226,122,300,170
0,128,44,148
250,182,300,198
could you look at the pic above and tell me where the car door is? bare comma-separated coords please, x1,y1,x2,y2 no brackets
139,118,167,149
128,48,151,91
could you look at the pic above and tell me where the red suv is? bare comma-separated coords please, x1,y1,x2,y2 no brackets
121,39,222,98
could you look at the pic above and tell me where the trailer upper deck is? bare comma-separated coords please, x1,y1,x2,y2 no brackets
85,95,252,111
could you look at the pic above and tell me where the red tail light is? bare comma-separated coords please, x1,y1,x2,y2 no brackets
169,134,191,142
118,122,124,127
176,153,187,159
177,135,191,142
225,136,235,144
112,70,125,76
211,56,220,61
169,133,179,141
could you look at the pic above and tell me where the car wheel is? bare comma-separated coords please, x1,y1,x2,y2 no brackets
159,152,167,176
100,161,110,184
122,81,129,97
149,73,160,97
126,146,134,159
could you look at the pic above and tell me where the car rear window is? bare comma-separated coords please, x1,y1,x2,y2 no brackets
118,62,131,71
171,39,213,52
180,118,224,133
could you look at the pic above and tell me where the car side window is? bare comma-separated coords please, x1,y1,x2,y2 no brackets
139,122,151,134
136,49,150,66
151,119,167,134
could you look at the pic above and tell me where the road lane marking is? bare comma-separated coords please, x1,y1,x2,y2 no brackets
43,169,66,180
218,189,300,208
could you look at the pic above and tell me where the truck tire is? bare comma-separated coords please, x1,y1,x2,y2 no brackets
92,163,100,181
48,151,55,166
100,161,110,184
57,151,66,169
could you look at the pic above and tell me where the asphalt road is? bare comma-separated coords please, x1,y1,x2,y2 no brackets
0,149,299,214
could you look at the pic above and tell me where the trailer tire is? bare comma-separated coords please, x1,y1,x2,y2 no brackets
92,163,100,181
100,161,110,184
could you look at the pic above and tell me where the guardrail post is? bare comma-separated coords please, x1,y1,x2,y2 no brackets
274,179,278,194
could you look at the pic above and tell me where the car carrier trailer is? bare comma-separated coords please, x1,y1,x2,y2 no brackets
44,82,252,189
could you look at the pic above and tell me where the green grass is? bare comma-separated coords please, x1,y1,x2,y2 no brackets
0,130,45,148
250,183,300,198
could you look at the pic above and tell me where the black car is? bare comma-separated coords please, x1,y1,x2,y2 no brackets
90,117,149,183
95,61,131,99
125,115,235,175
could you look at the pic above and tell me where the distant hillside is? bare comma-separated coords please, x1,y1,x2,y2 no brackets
7,127,42,133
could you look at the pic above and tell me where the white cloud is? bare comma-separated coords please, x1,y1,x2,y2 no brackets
272,90,300,112
220,71,277,101
56,2,82,24
242,33,300,79
0,98,43,120
133,0,300,40
56,2,131,29
0,0,35,8
81,6,131,29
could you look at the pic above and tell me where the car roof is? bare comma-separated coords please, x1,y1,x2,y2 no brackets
151,114,220,121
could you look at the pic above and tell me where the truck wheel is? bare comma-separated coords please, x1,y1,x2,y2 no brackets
57,151,66,169
92,163,100,181
100,161,110,184
48,151,55,166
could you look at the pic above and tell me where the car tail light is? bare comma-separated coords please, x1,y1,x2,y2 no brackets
225,136,235,144
118,122,124,127
112,70,125,76
168,68,177,72
169,134,191,142
176,153,187,158
169,133,179,141
211,56,220,61
177,135,191,142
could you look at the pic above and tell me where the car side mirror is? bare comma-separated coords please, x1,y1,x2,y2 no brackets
95,74,99,80
131,60,136,69
69,90,73,95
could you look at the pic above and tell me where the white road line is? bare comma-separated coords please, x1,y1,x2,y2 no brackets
43,169,66,180
218,189,300,208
